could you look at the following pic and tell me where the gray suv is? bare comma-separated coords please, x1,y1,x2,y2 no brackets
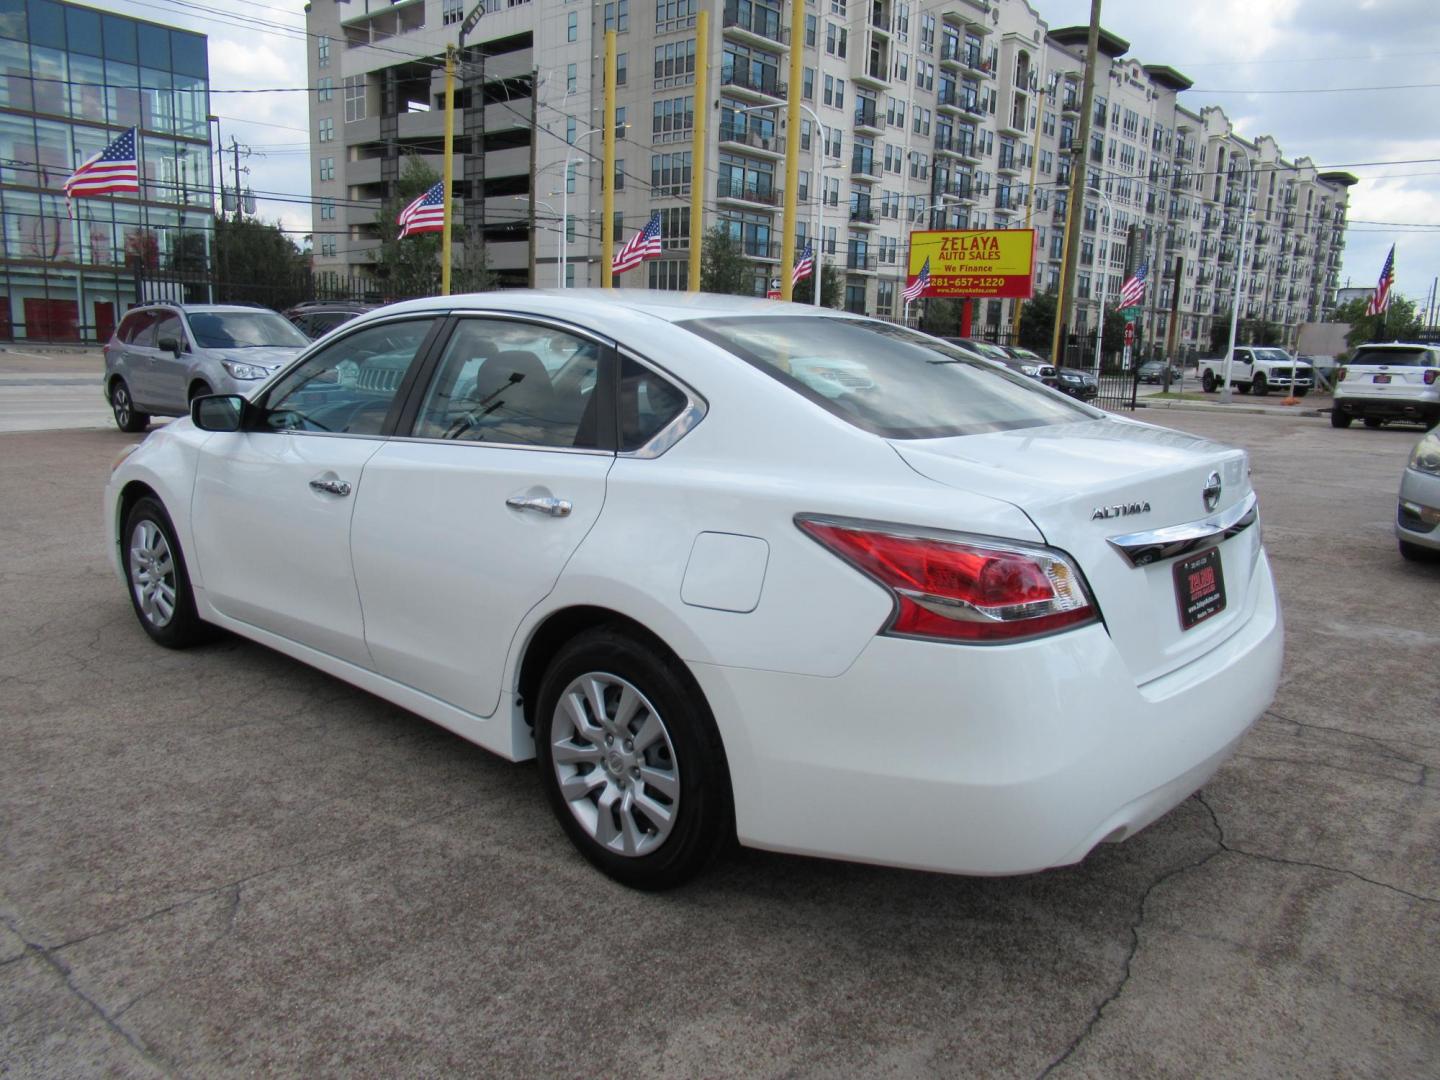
103,304,309,432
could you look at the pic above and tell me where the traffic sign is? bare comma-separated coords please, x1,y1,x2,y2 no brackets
1122,306,1141,321
1124,323,1135,346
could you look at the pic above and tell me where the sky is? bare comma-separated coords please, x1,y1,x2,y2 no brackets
109,0,1440,314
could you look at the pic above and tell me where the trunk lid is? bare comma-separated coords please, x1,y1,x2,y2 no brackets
892,418,1259,684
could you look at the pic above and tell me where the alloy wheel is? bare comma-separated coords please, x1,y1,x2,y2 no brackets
128,519,177,628
549,672,680,857
113,384,131,426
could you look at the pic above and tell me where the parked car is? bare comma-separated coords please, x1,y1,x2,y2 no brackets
106,291,1282,889
1198,347,1313,397
1054,366,1099,400
1332,342,1440,430
1397,427,1440,561
103,304,310,432
1137,360,1182,385
284,300,377,340
942,338,1057,386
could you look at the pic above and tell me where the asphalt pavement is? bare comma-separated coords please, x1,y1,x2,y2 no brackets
0,402,1437,1076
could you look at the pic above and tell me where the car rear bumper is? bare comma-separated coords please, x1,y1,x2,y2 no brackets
1335,393,1440,422
692,551,1282,876
1397,467,1440,550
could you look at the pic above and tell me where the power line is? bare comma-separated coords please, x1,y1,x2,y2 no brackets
1193,82,1440,95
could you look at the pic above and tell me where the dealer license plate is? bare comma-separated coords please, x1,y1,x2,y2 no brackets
1174,547,1226,631
1374,374,1391,384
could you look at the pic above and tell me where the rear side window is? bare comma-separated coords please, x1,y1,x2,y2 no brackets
1349,347,1434,368
619,355,688,451
684,315,1095,438
118,310,158,345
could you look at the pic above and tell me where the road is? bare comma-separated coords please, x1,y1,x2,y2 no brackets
0,348,111,433
1,412,1436,1077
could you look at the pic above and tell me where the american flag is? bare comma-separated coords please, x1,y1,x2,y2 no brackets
612,211,663,274
1366,245,1395,316
792,242,814,286
63,128,139,199
904,256,931,302
397,181,447,238
1118,260,1148,308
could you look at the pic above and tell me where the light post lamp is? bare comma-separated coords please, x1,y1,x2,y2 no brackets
736,101,823,307
513,195,564,286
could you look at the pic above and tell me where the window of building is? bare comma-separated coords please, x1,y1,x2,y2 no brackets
805,14,816,46
617,52,627,85
567,116,576,143
649,260,688,291
443,0,462,25
343,76,365,123
651,150,692,196
659,206,689,250
652,94,694,140
567,12,577,41
615,158,625,190
655,0,697,32
567,63,577,93
654,39,695,84
320,234,336,256
317,77,333,102
566,214,576,243
317,35,329,67
604,0,629,32
803,66,815,101
567,162,577,194
319,157,334,182
825,23,847,58
919,14,935,52
318,117,334,142
320,198,336,220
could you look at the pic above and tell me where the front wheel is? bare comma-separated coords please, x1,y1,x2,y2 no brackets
1202,370,1217,393
534,628,732,890
1400,540,1440,563
1251,374,1268,396
110,379,149,433
1330,410,1353,428
122,497,213,648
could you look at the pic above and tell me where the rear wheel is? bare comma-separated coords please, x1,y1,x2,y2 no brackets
534,628,732,890
1236,382,1252,394
1202,370,1216,393
1251,374,1268,396
1364,417,1384,429
110,379,149,433
122,497,213,648
1330,410,1352,428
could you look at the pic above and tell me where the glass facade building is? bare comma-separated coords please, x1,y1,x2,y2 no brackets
0,0,210,341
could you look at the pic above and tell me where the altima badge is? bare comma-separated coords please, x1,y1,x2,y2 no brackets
1203,471,1222,512
1092,501,1151,521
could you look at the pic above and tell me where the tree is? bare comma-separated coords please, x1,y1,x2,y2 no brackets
699,226,754,296
213,216,311,309
1331,295,1423,349
373,155,496,299
791,262,843,307
1016,292,1058,353
1208,317,1284,354
918,297,964,336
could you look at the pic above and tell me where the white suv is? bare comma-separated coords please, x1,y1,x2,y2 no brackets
1332,342,1440,430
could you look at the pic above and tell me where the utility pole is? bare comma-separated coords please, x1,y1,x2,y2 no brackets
686,9,708,293
441,44,456,295
601,31,616,288
527,67,538,288
1220,167,1254,404
1056,0,1103,367
230,137,242,217
779,0,805,301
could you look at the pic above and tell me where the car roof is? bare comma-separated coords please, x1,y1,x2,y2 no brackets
371,289,860,327
126,303,278,315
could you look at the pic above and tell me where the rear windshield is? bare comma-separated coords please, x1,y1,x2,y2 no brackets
682,316,1097,438
188,311,309,349
1349,347,1435,368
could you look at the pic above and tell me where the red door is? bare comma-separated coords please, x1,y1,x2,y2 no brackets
23,298,79,342
94,301,116,343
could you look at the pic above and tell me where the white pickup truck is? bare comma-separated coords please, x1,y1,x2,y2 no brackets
1199,347,1314,397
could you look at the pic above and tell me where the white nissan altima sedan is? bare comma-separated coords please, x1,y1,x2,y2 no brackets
105,290,1282,888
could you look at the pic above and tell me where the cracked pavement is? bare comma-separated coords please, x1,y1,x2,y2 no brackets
1,411,1437,1077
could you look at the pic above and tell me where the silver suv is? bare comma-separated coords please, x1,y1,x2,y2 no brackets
1332,342,1440,430
103,304,309,432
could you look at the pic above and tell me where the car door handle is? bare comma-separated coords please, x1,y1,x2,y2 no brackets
506,495,572,517
309,479,352,497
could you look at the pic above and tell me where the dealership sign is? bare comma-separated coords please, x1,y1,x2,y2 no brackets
905,229,1035,300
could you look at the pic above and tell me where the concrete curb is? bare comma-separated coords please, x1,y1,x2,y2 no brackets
1136,399,1325,418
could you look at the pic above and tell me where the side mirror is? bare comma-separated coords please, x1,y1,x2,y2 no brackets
158,335,182,358
191,394,247,432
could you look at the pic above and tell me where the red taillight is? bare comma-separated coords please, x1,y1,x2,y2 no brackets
797,517,1099,643
1424,370,1437,386
1337,366,1347,382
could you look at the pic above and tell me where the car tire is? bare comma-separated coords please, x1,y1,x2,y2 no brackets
188,380,213,404
1202,371,1216,393
1330,410,1352,428
534,627,732,890
1236,382,1252,394
121,497,215,649
1252,374,1268,396
1294,388,1310,398
1364,417,1384,429
110,379,149,433
1400,540,1440,563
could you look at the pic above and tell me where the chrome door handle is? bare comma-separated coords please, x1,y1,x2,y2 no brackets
309,479,352,496
506,495,572,517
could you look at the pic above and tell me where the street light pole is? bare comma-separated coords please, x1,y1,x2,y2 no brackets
1220,167,1255,404
1091,186,1114,376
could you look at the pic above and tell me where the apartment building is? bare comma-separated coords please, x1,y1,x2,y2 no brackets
304,0,1351,356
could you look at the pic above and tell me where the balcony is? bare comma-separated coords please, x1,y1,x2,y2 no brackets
717,125,784,158
846,251,879,272
855,56,889,89
720,66,787,102
1060,91,1080,115
853,101,881,132
717,177,781,207
849,205,878,226
936,86,963,112
939,179,975,201
996,148,1021,174
722,2,788,48
850,154,881,180
869,0,892,35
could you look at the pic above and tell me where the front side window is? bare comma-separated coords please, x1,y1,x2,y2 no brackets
683,316,1096,438
262,320,435,436
412,320,606,449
